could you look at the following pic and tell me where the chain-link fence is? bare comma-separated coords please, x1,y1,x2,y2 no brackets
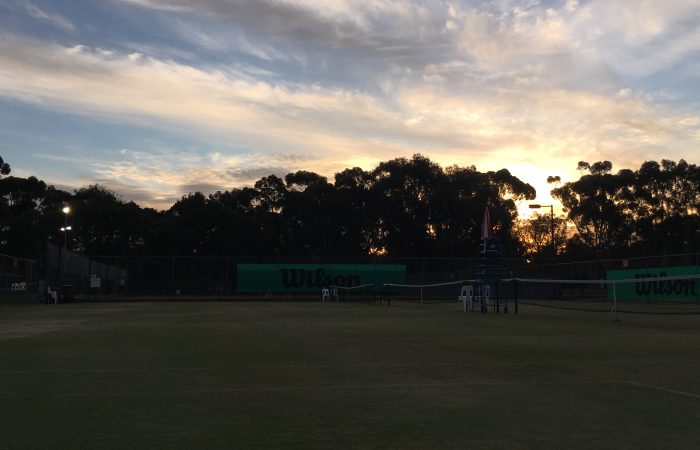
33,248,700,301
510,253,700,280
88,256,457,298
0,253,39,303
77,252,700,300
46,243,127,301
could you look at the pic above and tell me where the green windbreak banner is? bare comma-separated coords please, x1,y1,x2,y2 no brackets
607,266,700,301
236,264,406,293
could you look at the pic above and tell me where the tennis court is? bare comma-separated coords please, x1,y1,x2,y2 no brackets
1,301,699,449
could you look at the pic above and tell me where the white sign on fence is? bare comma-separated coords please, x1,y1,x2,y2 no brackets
90,276,101,288
10,282,27,291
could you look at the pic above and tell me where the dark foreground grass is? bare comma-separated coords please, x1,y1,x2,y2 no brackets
1,301,699,449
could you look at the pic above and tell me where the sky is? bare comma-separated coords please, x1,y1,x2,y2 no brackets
1,0,699,212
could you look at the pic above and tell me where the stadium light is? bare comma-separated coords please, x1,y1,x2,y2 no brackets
529,204,555,255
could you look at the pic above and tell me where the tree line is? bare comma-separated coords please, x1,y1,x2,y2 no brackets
1,154,698,263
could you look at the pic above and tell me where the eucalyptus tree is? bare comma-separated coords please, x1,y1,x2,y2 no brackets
553,159,700,258
71,185,152,256
551,161,632,256
0,158,52,257
367,154,447,257
283,170,334,256
333,167,374,256
0,155,10,177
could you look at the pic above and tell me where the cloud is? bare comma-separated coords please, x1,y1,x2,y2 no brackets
3,31,698,171
571,0,699,46
178,182,227,194
114,1,700,98
563,1,700,79
2,1,700,210
21,1,75,31
167,20,291,63
119,0,454,69
0,34,471,156
121,0,368,45
42,146,325,207
90,178,178,208
226,166,290,184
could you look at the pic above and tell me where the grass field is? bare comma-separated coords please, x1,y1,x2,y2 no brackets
1,301,699,449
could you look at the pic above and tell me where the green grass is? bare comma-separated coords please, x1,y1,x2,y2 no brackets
1,301,700,449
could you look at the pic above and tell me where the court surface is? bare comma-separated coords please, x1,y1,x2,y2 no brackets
1,301,699,449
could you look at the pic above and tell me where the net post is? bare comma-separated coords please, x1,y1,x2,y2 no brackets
496,279,500,313
388,284,391,306
514,278,518,315
420,286,423,306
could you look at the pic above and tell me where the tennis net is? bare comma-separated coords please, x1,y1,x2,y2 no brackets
382,280,475,305
327,283,379,304
504,273,700,315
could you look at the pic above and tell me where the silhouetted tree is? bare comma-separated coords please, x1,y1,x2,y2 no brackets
367,155,446,257
70,185,152,255
3,153,695,266
553,159,700,259
514,213,567,259
0,171,50,256
0,155,10,177
332,167,374,256
283,171,334,256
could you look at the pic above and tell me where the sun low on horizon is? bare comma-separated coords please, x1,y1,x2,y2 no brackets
1,0,698,213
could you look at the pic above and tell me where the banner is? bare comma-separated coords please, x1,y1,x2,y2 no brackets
606,266,700,301
236,264,406,293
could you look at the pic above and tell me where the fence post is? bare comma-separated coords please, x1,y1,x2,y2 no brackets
171,256,175,295
124,256,129,297
88,258,91,302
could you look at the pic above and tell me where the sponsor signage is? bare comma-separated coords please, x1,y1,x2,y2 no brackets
236,264,406,293
607,266,700,301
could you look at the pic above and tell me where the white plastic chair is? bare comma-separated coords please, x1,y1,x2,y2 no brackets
458,285,473,312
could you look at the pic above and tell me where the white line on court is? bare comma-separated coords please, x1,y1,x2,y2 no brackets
624,381,700,400
5,376,698,401
0,360,686,374
0,380,622,399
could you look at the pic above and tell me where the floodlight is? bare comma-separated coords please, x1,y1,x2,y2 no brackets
528,204,555,255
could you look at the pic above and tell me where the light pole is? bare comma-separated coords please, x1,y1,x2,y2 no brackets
61,206,71,261
529,204,555,256
60,206,71,292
